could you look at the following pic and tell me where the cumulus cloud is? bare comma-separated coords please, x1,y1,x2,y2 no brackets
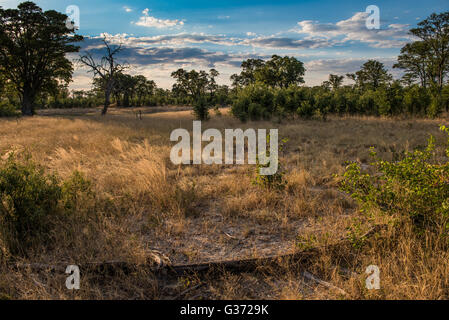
135,8,185,29
75,35,264,78
295,12,413,48
84,33,332,50
123,6,132,13
242,36,333,49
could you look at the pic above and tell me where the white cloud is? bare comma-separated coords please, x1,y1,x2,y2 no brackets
135,8,185,29
246,32,256,37
295,12,414,48
123,6,133,13
242,36,333,49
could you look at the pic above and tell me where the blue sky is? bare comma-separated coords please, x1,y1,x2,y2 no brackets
2,0,448,89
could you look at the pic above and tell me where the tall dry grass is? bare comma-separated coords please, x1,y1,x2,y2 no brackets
0,108,448,299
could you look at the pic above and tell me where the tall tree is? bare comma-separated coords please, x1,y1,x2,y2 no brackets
394,41,433,87
171,68,216,120
0,1,83,115
79,38,126,115
134,75,155,107
230,59,265,87
171,69,209,100
409,12,449,89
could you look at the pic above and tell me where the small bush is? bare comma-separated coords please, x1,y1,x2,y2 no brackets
253,135,288,190
0,156,61,256
0,101,19,118
0,156,94,258
192,96,209,121
340,126,449,233
231,84,275,121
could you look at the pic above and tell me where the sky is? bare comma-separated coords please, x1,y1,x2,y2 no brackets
1,0,448,90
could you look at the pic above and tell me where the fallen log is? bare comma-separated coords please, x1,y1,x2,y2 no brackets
11,224,386,278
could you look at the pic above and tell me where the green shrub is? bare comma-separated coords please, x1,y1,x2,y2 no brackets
192,96,209,121
296,100,314,119
231,84,275,121
403,86,431,116
253,135,288,190
0,156,61,256
340,126,449,233
428,94,444,118
0,100,19,117
0,156,94,258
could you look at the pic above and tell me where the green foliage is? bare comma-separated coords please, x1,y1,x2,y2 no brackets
61,171,94,212
340,127,449,233
0,100,19,117
192,96,209,121
350,60,393,90
0,2,83,115
231,84,275,121
0,156,61,256
0,156,93,257
252,135,288,190
231,55,305,89
409,12,449,89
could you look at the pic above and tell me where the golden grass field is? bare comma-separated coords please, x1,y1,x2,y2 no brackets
0,106,449,300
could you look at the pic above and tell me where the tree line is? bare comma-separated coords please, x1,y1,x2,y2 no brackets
0,2,448,120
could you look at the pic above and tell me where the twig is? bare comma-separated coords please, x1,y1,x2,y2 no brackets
172,283,205,300
301,271,349,297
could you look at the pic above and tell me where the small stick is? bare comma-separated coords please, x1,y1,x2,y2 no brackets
172,283,205,300
302,271,349,297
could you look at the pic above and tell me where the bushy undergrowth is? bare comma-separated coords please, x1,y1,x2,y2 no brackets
192,97,209,121
252,135,288,190
0,100,19,117
231,83,449,121
0,156,93,258
340,126,449,234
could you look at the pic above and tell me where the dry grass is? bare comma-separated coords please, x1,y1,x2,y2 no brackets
0,106,448,300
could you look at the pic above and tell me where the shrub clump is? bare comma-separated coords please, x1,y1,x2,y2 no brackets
340,126,449,233
0,156,93,258
0,101,20,118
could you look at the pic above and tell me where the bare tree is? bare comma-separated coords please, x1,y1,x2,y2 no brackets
79,38,126,115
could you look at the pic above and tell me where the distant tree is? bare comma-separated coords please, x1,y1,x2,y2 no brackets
231,56,305,89
349,60,393,90
171,68,218,120
117,73,137,108
134,75,156,107
171,69,210,100
79,38,126,115
207,68,219,103
230,59,265,87
410,12,449,90
324,74,345,90
0,1,83,115
258,55,306,88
